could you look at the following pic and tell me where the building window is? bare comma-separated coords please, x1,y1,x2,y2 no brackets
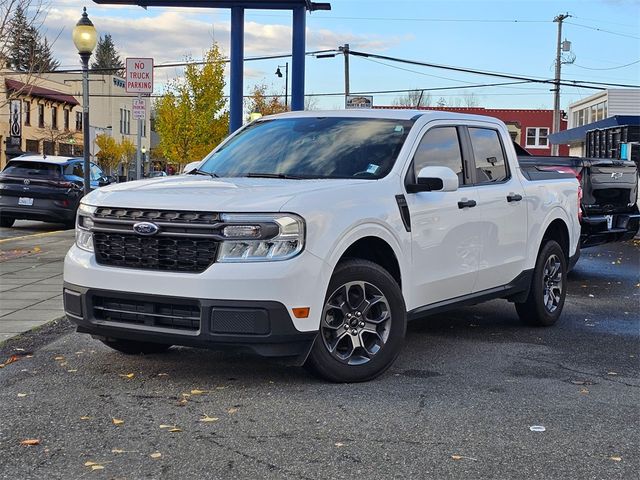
59,143,73,156
63,109,70,131
51,106,58,130
526,127,549,148
76,112,83,131
25,139,39,153
120,108,132,135
38,104,45,128
43,140,55,155
126,109,131,134
24,101,31,126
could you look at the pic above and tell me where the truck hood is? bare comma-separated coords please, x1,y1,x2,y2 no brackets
85,175,364,212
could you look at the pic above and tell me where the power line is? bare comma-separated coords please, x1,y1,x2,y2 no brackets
570,59,640,71
565,21,640,40
349,49,640,90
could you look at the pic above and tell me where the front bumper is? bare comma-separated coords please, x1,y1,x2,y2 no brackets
64,282,317,360
580,212,640,248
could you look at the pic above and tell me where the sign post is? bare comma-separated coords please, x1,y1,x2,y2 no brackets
125,57,153,179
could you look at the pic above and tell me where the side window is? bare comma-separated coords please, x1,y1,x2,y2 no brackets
90,164,103,181
412,127,465,186
65,162,84,178
468,128,508,184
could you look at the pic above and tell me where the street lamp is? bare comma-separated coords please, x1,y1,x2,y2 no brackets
275,63,289,110
72,7,97,196
141,145,147,176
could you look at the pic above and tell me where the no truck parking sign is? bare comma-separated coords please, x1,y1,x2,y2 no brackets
125,58,154,94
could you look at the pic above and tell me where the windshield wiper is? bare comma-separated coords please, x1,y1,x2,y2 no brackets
245,172,308,179
189,169,219,178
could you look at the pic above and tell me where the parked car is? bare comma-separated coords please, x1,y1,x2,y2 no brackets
63,110,580,382
0,155,111,228
147,171,167,178
517,145,639,248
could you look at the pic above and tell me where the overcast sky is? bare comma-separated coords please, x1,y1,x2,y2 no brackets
42,0,640,110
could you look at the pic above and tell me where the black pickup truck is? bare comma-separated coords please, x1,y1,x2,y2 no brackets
516,144,640,248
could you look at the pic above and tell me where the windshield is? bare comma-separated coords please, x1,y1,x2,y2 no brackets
198,117,415,179
2,161,62,177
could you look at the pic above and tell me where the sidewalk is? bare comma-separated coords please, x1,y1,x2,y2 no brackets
0,230,74,343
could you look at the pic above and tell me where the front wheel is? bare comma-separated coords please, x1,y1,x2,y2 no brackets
100,339,172,355
305,259,406,382
516,240,567,326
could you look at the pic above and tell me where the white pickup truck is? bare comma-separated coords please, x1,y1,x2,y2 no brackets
63,110,581,382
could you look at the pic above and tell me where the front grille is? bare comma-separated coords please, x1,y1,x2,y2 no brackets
95,207,219,224
93,295,200,331
94,232,218,273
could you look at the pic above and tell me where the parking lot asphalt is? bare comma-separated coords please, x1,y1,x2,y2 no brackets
0,240,638,480
0,220,68,240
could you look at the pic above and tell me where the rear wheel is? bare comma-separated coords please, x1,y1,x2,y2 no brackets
516,240,567,326
0,216,15,228
305,259,406,382
100,339,172,355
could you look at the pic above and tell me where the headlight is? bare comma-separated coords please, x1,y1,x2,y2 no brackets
75,202,97,252
217,213,305,262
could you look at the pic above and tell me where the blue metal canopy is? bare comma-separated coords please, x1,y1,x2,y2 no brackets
93,0,331,132
549,115,640,144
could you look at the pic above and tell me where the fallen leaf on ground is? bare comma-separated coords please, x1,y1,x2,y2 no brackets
190,389,207,395
17,393,27,397
607,372,618,376
334,442,345,447
80,416,91,420
157,373,168,377
0,354,21,368
54,356,64,361
169,428,182,433
159,424,176,429
112,418,124,426
84,461,98,466
90,465,105,471
67,369,78,373
609,456,622,461
119,373,135,379
451,454,477,461
150,452,162,459
20,439,40,446
199,415,219,423
227,407,238,415
177,398,188,406
580,388,589,394
111,449,125,454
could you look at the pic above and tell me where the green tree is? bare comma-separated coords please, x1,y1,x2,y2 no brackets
120,137,136,173
155,43,228,168
91,34,124,76
6,4,58,72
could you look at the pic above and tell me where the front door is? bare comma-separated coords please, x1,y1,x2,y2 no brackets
405,125,481,307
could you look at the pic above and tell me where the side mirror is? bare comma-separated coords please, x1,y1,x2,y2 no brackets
183,161,201,174
98,176,111,187
408,166,459,193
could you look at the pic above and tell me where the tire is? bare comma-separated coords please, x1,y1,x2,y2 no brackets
516,240,567,326
0,216,15,228
100,339,172,355
305,259,406,383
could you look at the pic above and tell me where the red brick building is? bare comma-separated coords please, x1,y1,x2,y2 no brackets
374,106,569,156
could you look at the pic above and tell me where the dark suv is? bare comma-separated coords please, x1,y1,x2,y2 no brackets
0,155,111,228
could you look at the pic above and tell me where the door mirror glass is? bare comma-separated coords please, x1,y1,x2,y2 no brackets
409,166,459,193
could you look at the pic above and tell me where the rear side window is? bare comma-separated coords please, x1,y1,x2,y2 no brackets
64,162,84,178
412,127,465,186
468,128,508,183
2,161,61,177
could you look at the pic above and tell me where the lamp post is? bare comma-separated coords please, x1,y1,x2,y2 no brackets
72,7,97,196
275,63,289,110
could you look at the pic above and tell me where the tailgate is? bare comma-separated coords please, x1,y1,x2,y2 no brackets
584,161,638,214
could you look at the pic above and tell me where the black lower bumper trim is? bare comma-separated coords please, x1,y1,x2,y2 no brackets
580,212,640,248
0,206,76,223
63,282,317,360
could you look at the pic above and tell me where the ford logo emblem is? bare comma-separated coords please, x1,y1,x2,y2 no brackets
133,221,159,236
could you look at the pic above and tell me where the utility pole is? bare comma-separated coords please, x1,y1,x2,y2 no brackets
552,13,570,156
339,43,350,106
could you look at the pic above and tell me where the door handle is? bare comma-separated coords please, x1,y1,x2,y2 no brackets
507,194,523,202
458,199,477,209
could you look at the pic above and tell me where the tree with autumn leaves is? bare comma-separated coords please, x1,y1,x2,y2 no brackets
155,44,228,169
94,134,137,175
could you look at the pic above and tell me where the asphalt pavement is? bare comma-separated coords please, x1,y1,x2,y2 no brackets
0,240,638,480
0,220,68,240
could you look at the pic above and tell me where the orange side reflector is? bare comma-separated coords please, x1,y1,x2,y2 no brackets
292,307,310,319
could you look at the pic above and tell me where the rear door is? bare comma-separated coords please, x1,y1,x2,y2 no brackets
404,124,480,306
464,126,528,292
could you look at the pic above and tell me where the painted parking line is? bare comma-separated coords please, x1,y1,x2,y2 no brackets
0,229,68,245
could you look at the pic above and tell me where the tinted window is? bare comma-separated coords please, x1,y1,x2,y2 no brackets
3,161,61,177
90,164,103,181
413,127,464,186
65,162,84,178
199,117,414,179
468,128,508,183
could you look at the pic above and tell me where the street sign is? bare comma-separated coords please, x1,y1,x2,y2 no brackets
346,95,373,109
133,99,146,120
125,57,154,94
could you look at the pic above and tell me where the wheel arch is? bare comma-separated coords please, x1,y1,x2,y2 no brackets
540,217,570,263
